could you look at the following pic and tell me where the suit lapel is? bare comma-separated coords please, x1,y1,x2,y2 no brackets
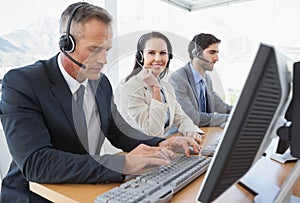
184,64,199,105
45,55,77,134
161,84,173,128
90,75,111,155
52,85,74,128
90,75,109,132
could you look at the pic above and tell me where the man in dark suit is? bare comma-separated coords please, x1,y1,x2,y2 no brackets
169,33,232,127
0,2,199,202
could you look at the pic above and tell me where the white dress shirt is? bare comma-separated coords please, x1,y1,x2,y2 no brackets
57,54,101,155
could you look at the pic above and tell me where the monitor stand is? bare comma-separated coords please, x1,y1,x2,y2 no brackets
270,148,298,164
238,157,300,203
264,137,297,164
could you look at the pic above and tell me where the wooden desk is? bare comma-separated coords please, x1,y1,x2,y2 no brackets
29,127,300,203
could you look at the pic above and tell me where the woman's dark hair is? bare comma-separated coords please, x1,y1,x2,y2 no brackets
125,31,173,82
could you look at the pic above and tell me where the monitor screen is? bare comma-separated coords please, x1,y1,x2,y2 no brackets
197,44,291,203
290,61,300,158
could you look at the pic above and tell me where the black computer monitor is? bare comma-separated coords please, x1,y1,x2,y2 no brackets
275,61,300,158
290,62,300,158
197,44,292,203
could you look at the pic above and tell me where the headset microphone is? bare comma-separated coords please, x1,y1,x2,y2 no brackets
194,53,210,63
61,50,87,69
59,3,87,69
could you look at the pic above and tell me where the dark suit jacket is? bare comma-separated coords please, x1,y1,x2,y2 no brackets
0,55,164,203
169,63,232,127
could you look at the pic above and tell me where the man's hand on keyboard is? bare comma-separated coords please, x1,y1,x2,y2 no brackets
123,144,174,174
158,136,201,157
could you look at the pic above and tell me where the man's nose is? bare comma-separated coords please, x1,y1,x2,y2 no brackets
96,51,108,64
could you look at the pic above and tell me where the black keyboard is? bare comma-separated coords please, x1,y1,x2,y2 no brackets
95,155,211,203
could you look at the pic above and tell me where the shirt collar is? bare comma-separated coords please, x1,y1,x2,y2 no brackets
57,53,88,94
189,62,204,84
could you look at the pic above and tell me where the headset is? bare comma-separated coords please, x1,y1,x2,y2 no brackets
135,35,147,67
191,34,209,63
59,3,87,69
135,51,144,67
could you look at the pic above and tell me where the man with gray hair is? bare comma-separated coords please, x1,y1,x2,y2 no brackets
0,2,199,202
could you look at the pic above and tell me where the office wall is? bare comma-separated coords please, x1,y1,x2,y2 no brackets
0,0,299,100
105,0,300,104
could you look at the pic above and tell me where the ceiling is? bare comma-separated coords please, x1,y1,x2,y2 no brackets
161,0,254,12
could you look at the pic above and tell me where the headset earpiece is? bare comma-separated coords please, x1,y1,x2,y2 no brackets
58,3,88,69
136,51,144,63
192,34,203,58
169,53,173,59
191,34,210,63
59,4,82,53
59,33,76,52
192,49,198,58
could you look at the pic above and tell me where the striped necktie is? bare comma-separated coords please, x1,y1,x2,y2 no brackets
199,79,207,113
161,89,170,128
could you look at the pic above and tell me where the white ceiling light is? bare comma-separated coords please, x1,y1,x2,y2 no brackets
161,0,254,12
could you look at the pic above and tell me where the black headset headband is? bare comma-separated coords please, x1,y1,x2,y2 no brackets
65,4,82,45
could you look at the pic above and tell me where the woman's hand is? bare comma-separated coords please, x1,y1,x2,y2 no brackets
142,68,160,87
142,68,162,101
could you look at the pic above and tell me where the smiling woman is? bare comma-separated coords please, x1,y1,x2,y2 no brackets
114,31,204,140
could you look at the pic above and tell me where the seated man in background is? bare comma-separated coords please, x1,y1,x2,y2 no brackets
169,33,232,127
